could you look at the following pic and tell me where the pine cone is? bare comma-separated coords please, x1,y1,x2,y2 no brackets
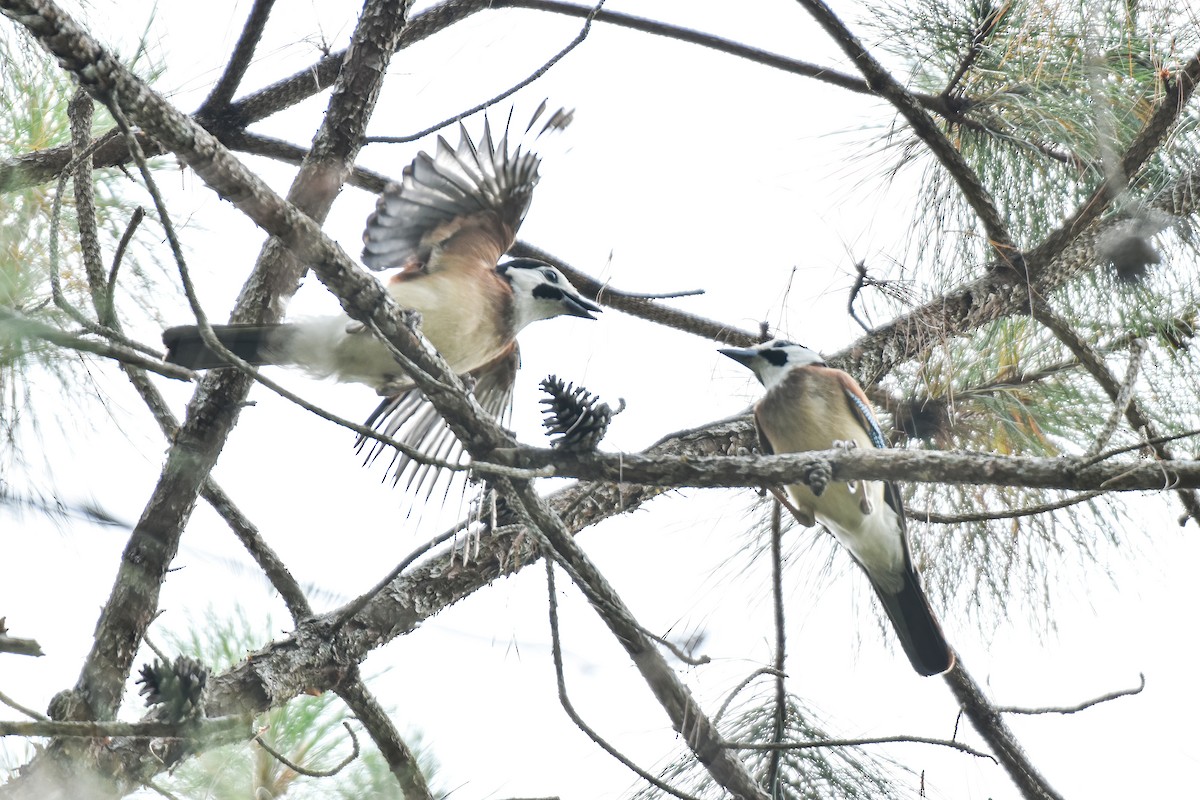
539,376,616,451
137,655,209,721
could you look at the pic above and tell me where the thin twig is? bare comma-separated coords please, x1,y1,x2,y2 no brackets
366,0,608,145
255,721,359,778
104,206,144,327
0,306,193,381
335,678,435,799
638,626,711,666
766,499,787,797
0,716,248,739
0,689,48,721
1082,427,1200,468
1085,338,1148,458
996,673,1145,715
912,491,1106,524
504,0,955,113
941,3,1004,99
847,260,873,334
726,734,994,761
331,521,472,630
512,241,764,346
493,476,766,799
46,134,149,351
544,561,705,800
713,668,785,728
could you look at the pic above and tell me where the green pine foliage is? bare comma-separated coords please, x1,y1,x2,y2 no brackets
835,1,1200,627
156,608,441,800
635,680,911,800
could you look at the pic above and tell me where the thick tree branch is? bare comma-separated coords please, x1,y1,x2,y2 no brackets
333,680,434,800
487,439,1200,493
195,0,277,116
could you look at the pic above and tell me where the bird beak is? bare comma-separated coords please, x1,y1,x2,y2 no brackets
562,292,602,320
718,347,758,367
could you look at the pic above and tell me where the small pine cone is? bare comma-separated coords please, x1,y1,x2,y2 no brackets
539,375,615,451
137,655,209,721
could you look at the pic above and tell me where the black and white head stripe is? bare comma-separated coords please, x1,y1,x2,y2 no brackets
499,258,601,328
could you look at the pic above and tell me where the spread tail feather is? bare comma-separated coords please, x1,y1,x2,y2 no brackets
162,324,298,370
870,568,955,676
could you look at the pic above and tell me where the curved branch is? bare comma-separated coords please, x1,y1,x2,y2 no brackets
996,673,1145,715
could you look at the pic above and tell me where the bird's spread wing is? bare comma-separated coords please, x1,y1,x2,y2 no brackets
361,102,573,275
357,343,520,502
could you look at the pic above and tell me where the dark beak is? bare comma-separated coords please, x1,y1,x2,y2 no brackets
718,347,758,367
563,291,602,320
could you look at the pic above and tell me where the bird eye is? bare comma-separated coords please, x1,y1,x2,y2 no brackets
541,269,559,283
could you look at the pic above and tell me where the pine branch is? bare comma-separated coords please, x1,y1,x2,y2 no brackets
0,306,193,380
1031,297,1200,524
795,0,1020,269
195,0,277,116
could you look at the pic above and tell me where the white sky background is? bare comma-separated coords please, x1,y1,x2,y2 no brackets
3,1,1199,798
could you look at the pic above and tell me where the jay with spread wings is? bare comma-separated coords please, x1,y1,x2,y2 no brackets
163,104,599,491
721,340,954,676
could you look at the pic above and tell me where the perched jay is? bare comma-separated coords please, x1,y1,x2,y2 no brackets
163,104,599,489
720,340,954,676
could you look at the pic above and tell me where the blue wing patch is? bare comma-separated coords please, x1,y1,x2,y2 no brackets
845,391,887,450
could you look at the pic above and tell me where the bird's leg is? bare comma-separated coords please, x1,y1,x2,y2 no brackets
768,486,815,527
832,440,874,515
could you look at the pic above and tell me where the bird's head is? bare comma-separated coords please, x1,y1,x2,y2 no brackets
499,258,602,331
719,339,825,390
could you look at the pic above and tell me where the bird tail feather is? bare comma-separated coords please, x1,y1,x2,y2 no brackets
869,569,955,677
162,324,297,370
